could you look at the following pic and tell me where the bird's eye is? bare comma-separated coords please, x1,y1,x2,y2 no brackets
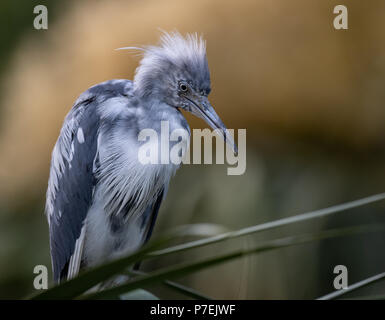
179,83,188,92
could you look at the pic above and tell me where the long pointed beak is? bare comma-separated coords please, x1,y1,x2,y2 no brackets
185,96,237,154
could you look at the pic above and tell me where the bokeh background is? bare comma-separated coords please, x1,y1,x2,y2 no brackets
1,0,385,299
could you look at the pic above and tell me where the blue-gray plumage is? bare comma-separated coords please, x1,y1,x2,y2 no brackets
45,32,235,283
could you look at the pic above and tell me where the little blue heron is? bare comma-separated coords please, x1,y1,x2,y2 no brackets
46,31,235,283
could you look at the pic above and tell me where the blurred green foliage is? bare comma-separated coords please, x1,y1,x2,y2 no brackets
0,1,64,76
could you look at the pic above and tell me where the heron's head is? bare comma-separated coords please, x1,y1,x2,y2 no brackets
121,31,236,152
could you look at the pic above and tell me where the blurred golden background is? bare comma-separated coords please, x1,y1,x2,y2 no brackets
1,0,385,299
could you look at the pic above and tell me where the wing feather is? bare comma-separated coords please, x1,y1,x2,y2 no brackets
46,97,99,282
46,79,133,282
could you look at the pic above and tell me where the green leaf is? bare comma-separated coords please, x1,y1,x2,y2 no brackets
128,270,212,300
30,192,385,300
31,223,226,300
317,271,385,300
85,225,385,300
149,193,385,257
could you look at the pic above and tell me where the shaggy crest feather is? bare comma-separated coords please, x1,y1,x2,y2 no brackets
120,31,210,97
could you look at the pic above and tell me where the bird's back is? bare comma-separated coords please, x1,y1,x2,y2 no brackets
46,80,143,280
